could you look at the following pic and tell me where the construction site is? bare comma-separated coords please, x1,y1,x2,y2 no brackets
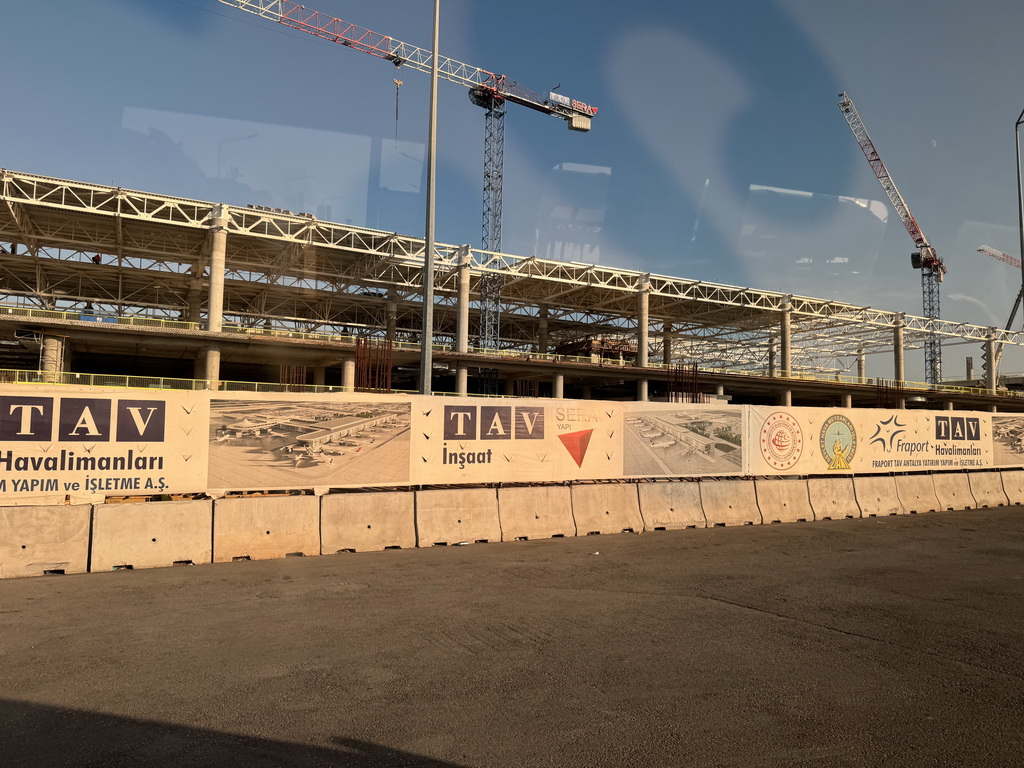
0,0,1022,411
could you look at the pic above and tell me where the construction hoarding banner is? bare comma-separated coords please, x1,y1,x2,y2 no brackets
0,385,209,505
748,406,994,475
0,385,1020,506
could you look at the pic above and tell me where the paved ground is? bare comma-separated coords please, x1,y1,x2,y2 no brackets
1,507,1023,767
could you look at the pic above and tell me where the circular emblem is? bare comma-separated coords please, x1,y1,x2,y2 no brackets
819,414,857,470
759,412,803,470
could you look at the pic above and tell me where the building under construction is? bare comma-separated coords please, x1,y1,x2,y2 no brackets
2,168,1024,412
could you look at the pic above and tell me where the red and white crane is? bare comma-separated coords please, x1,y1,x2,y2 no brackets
838,92,947,384
215,0,597,370
978,244,1021,271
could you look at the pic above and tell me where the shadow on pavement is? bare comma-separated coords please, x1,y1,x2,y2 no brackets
1,698,467,767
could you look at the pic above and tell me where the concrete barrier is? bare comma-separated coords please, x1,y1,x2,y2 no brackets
213,495,320,562
999,469,1024,505
321,491,416,553
570,483,644,535
415,488,501,546
853,475,905,516
807,477,860,520
968,472,1009,508
699,480,761,526
91,500,212,571
754,478,814,523
931,472,976,511
0,505,92,578
636,482,705,530
497,486,575,541
894,474,941,514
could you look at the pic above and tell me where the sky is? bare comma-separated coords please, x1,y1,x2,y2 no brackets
6,0,1024,379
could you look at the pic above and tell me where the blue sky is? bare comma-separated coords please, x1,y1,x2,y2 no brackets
7,0,1024,376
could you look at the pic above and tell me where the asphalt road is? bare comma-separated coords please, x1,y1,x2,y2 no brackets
1,507,1023,767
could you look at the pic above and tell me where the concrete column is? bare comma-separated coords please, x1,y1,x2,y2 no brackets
636,279,650,401
204,346,221,390
206,204,228,333
40,335,63,384
342,354,356,393
385,295,398,344
893,313,905,384
313,366,326,387
662,323,673,367
990,404,998,413
456,364,468,396
716,384,725,397
768,338,778,378
636,280,650,367
857,348,866,383
186,282,203,324
842,393,852,409
552,373,564,399
780,296,792,377
778,389,792,407
538,308,549,355
456,247,471,354
945,401,955,410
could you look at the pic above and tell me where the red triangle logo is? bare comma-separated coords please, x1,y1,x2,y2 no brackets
558,429,593,468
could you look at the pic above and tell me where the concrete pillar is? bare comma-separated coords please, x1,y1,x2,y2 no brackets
186,283,203,324
768,338,778,378
313,366,326,387
945,401,955,410
456,364,468,396
893,313,905,384
662,323,673,367
780,296,792,377
636,280,650,367
40,335,63,383
206,204,228,333
857,348,866,383
552,373,564,399
456,247,471,354
636,279,650,400
342,354,356,393
386,295,398,344
842,393,852,409
985,329,997,394
778,389,792,407
990,404,998,413
204,347,221,390
716,384,725,397
538,308,549,355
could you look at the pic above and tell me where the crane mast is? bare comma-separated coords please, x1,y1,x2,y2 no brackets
838,92,947,385
215,0,598,382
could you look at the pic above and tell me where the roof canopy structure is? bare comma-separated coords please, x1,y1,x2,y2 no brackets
0,168,1016,381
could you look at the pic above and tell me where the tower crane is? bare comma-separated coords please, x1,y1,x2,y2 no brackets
978,244,1021,271
838,92,947,384
215,0,598,368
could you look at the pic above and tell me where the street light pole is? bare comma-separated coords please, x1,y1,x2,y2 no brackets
1015,108,1024,325
419,0,440,395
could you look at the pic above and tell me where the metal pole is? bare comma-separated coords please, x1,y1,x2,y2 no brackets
419,0,440,395
1016,108,1024,327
